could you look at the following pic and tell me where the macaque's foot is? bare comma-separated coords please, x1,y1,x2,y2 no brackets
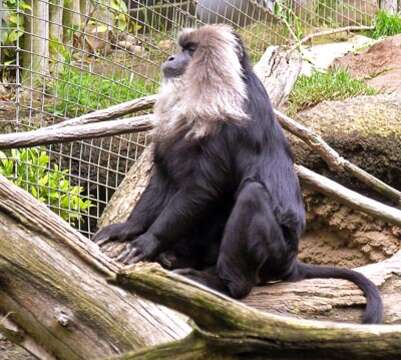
156,251,180,270
156,251,198,270
117,233,161,265
93,223,137,246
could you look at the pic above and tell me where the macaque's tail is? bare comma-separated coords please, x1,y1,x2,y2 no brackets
295,261,383,324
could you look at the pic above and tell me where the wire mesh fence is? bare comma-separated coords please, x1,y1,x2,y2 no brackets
0,0,381,237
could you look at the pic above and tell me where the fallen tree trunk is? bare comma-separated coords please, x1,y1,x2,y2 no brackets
99,146,154,229
0,174,190,359
244,250,401,324
3,169,401,359
110,262,401,359
253,46,302,110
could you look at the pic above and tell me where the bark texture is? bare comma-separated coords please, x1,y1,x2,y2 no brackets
110,262,401,359
253,46,302,110
0,115,153,149
0,175,190,359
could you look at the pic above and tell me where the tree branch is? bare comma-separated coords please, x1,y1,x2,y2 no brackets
0,115,153,149
47,94,158,129
295,25,375,48
274,110,401,204
112,262,401,360
296,165,401,227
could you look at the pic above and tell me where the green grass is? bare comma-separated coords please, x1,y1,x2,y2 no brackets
288,69,377,115
50,68,158,117
371,10,401,39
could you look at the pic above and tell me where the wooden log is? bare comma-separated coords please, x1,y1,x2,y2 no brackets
110,262,401,359
98,146,154,228
253,46,302,109
296,165,401,227
244,250,401,324
47,94,158,129
2,169,401,358
0,174,190,359
0,115,153,149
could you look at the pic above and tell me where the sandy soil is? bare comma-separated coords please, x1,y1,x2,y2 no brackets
299,191,401,268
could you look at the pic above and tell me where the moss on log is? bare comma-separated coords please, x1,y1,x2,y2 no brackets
0,174,190,359
110,263,401,360
292,94,401,197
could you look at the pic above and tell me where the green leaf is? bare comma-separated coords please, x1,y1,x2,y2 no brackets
31,186,38,198
111,0,127,13
116,14,127,31
38,175,48,187
90,24,109,33
20,2,32,10
6,29,23,43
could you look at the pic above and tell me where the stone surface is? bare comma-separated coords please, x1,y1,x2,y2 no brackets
334,34,401,94
300,35,376,76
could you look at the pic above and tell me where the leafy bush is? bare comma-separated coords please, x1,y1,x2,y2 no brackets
0,148,91,224
288,69,377,115
50,68,157,117
1,0,31,61
371,10,401,39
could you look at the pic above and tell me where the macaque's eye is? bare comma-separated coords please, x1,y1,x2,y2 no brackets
187,47,196,55
184,43,197,56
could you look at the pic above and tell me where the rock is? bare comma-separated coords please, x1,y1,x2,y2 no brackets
117,40,133,50
123,33,137,45
158,39,175,52
117,41,145,56
254,46,302,109
291,93,401,196
129,45,145,55
333,34,401,94
300,35,376,76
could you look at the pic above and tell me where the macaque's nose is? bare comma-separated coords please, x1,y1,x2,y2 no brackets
168,55,175,61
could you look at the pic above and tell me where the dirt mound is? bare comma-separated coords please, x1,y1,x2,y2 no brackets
299,191,401,268
333,34,401,93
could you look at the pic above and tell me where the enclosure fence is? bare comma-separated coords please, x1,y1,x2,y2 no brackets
0,0,385,237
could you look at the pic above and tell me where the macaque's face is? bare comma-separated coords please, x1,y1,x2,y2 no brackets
161,42,197,79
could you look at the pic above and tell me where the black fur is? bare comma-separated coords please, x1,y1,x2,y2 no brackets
94,32,383,324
